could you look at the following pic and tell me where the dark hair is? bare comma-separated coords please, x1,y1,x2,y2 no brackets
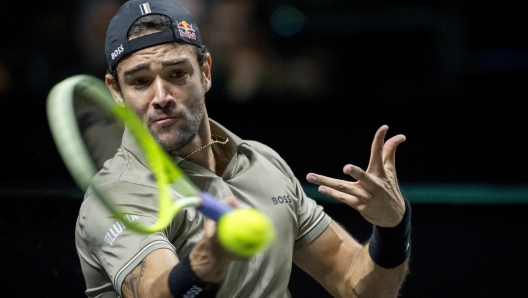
110,13,208,86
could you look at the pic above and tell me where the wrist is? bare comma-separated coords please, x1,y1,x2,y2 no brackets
190,236,232,283
168,255,221,298
368,199,411,269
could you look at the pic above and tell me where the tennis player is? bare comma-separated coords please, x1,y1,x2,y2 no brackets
75,0,411,297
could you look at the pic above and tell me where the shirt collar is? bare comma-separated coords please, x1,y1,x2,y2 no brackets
121,118,248,170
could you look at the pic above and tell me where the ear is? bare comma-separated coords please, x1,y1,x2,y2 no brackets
105,73,124,105
201,53,212,93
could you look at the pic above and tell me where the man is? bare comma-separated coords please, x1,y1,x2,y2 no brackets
75,0,411,297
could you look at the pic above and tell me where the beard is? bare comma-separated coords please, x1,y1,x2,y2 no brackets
146,95,205,153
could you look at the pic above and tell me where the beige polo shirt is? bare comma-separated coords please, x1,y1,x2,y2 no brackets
75,119,331,298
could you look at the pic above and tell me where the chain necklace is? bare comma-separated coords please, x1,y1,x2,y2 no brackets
182,134,229,161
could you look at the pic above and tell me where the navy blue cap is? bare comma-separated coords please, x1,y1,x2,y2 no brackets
105,0,202,71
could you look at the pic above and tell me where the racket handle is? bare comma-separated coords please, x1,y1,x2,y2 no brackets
198,192,233,221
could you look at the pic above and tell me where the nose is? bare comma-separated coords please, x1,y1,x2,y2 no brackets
151,77,174,109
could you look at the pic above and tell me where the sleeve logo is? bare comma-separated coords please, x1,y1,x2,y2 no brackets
103,214,139,245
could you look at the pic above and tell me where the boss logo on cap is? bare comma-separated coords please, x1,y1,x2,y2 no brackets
111,45,125,60
177,20,196,40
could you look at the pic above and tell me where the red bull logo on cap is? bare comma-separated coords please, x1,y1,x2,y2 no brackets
177,20,196,40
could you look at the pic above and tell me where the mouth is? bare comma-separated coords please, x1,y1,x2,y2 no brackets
154,117,175,124
151,115,180,126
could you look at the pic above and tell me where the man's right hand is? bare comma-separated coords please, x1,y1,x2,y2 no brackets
189,196,249,283
121,196,248,298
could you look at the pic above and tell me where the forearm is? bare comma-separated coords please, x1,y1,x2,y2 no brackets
163,236,233,298
121,237,233,298
343,200,411,297
131,252,228,298
135,247,228,298
189,235,233,283
295,201,411,298
343,243,408,298
144,268,174,298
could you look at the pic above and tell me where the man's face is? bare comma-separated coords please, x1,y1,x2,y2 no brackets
112,43,211,153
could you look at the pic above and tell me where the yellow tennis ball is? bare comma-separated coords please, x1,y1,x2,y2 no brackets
217,208,275,257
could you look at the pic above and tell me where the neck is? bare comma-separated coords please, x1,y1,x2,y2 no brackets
178,118,230,175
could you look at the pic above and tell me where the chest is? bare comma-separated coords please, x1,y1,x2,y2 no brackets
196,153,299,237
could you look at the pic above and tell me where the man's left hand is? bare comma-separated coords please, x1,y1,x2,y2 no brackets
306,125,406,227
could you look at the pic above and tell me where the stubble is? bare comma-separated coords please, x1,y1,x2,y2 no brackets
147,95,205,153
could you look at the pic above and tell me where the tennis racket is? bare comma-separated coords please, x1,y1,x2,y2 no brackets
46,74,274,256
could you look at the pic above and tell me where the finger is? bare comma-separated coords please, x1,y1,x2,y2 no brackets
306,173,368,199
382,134,406,173
343,164,378,189
366,125,389,174
220,196,249,209
204,217,217,237
317,185,362,207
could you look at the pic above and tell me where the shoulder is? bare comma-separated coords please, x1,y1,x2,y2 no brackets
78,179,163,233
244,140,293,177
85,146,158,197
86,147,130,194
244,140,286,165
245,140,280,157
77,148,162,246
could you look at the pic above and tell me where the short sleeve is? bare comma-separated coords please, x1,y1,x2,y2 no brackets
77,181,202,297
290,173,332,250
246,141,332,250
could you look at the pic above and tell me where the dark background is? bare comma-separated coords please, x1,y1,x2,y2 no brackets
0,0,527,297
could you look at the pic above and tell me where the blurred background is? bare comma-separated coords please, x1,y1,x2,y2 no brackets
0,0,527,297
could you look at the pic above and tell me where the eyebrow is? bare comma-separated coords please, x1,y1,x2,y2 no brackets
161,58,189,67
123,63,150,77
122,58,190,77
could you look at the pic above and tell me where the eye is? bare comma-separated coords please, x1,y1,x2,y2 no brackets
132,78,149,87
169,70,186,78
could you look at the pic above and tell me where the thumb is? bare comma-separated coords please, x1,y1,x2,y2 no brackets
383,134,406,172
220,196,250,209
